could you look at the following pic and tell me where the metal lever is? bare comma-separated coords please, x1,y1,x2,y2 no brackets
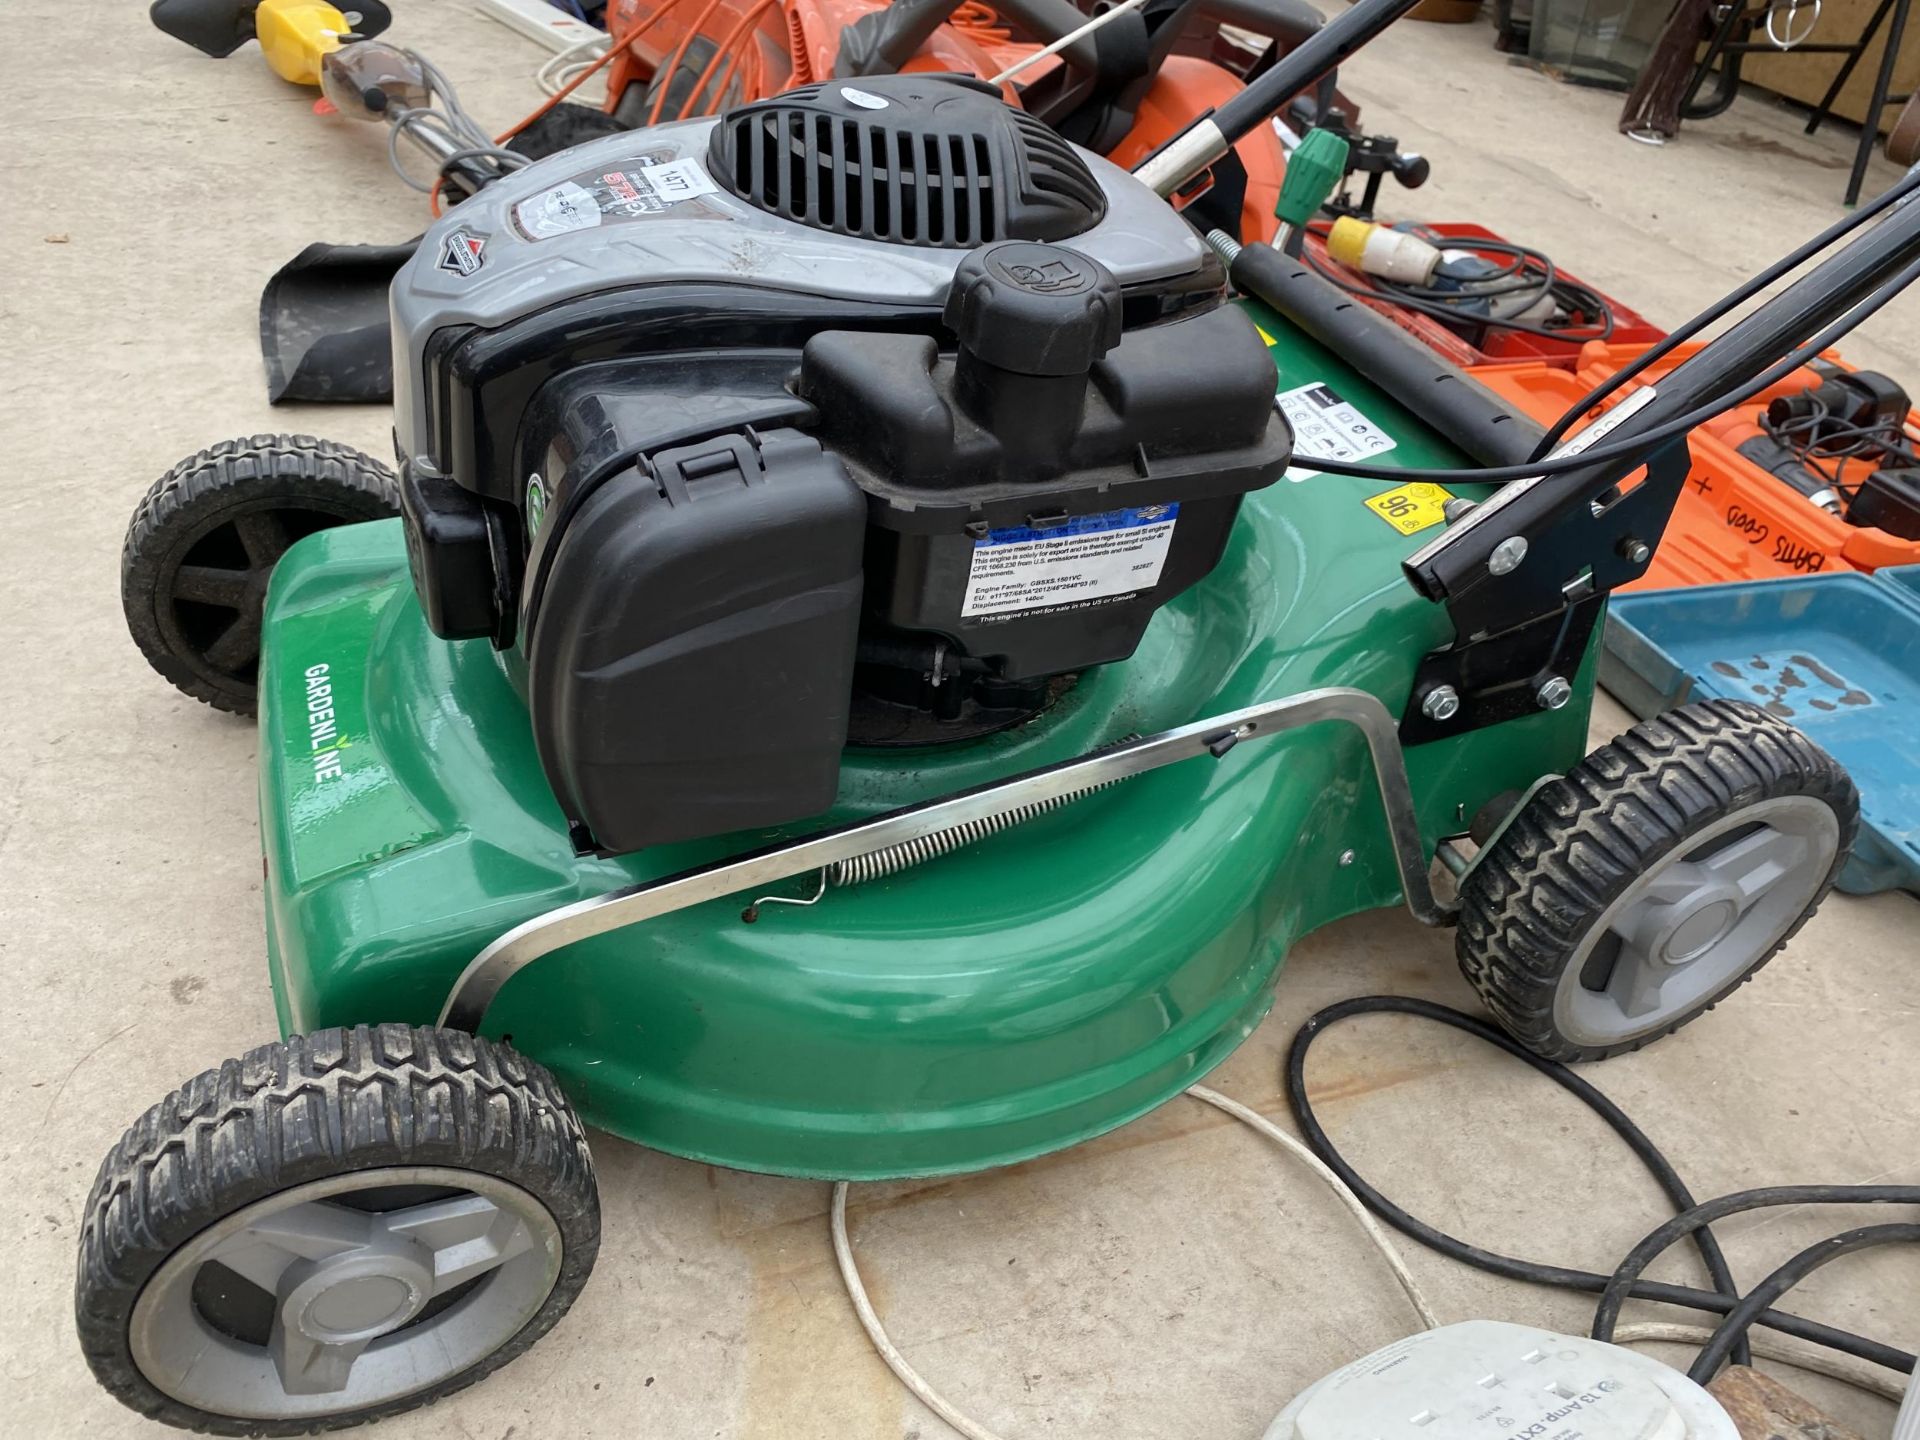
438,687,1451,1032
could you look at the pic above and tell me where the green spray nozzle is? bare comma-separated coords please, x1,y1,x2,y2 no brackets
1277,127,1351,228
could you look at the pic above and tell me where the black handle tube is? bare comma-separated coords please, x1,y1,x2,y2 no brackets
1230,243,1547,467
1211,0,1417,144
1633,199,1920,430
835,0,969,77
1131,0,1419,193
1410,192,1920,598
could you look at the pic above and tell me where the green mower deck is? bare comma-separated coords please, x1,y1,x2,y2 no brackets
256,305,1596,1180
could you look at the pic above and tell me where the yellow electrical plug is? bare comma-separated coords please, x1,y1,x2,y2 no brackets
1325,216,1442,285
255,0,352,86
1325,216,1376,270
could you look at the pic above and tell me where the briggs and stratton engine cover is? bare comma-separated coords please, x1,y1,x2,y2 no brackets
390,74,1292,854
389,74,1211,507
706,74,1110,246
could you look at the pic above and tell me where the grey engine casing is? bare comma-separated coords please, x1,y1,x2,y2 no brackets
388,115,1210,490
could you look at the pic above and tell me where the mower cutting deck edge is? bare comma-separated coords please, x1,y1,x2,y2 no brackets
79,2,1904,1431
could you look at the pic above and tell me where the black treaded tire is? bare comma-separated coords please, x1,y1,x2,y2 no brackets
1456,700,1858,1063
75,1025,600,1436
615,36,743,126
123,436,399,717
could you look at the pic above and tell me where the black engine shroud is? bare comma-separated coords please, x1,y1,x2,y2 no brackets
396,78,1292,854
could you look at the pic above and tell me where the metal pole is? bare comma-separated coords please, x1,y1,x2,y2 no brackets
1848,0,1912,205
1806,0,1896,135
1131,0,1421,196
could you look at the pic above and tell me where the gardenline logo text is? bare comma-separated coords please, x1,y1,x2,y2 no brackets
303,663,350,783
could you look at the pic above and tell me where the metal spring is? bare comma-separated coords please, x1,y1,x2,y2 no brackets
828,781,1117,888
741,737,1137,920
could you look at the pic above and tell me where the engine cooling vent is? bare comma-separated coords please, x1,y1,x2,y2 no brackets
707,75,1108,248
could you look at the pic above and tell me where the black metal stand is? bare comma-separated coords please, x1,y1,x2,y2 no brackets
1680,5,1862,120
1680,0,1912,206
1802,0,1913,205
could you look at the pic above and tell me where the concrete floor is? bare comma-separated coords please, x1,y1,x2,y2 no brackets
2,3,1916,1437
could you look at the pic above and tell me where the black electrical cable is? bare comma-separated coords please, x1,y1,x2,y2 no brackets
1593,1187,1920,1346
1286,996,1920,1376
1808,425,1920,463
1686,1225,1920,1383
1303,231,1618,343
1527,165,1920,460
1285,251,1920,486
1768,410,1920,468
1755,395,1920,502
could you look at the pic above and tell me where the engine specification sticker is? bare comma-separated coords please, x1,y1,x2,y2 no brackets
1276,381,1398,463
962,504,1179,618
515,180,602,239
513,158,722,239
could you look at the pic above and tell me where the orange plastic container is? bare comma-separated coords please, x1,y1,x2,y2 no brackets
1465,361,1595,426
1573,340,1831,406
1304,223,1665,373
1466,359,1920,588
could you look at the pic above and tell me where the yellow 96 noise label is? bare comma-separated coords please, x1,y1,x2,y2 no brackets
1364,482,1454,536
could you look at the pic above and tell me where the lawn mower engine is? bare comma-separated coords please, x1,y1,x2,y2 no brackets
394,73,1292,854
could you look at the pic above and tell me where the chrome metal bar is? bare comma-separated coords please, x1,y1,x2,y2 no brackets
437,687,1448,1032
1133,119,1229,198
990,0,1153,85
1129,0,1419,197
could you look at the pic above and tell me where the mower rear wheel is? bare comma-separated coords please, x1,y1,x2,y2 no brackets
76,1025,599,1435
617,36,743,126
1456,700,1856,1062
123,435,399,716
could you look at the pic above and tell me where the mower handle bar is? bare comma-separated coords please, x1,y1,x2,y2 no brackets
1404,182,1920,599
1132,0,1421,195
437,687,1451,1033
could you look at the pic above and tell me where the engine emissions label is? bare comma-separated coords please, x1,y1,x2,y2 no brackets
1277,381,1397,463
962,505,1178,618
513,158,721,239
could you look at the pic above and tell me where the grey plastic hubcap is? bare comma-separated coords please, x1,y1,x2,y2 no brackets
1553,796,1839,1047
130,1167,562,1421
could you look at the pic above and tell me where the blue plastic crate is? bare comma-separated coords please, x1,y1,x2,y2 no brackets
1884,562,1920,609
1601,571,1920,897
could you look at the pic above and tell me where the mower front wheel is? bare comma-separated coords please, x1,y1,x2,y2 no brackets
123,435,400,716
76,1025,599,1435
1456,700,1857,1062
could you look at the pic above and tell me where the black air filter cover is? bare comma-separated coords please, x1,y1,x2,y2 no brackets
707,74,1108,248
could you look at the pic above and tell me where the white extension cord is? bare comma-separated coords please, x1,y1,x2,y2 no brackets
829,1085,1909,1440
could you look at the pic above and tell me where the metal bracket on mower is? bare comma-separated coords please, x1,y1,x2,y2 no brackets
437,687,1453,1032
1396,439,1692,746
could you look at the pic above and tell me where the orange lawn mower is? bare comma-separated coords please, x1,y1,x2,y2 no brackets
589,0,1327,240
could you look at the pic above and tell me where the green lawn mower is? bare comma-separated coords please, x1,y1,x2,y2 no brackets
85,0,1916,1431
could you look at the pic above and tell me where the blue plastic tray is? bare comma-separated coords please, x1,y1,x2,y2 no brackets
1601,569,1920,897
